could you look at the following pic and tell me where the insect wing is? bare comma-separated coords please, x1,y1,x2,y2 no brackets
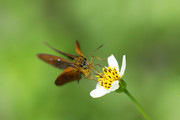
37,54,74,69
75,40,84,56
44,42,77,60
55,67,81,85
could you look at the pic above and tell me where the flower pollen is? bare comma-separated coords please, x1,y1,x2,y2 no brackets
97,67,120,89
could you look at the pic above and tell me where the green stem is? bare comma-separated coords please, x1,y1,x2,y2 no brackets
124,89,150,120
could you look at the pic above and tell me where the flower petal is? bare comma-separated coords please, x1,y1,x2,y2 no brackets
90,87,108,98
90,81,119,98
119,55,126,78
109,80,119,91
108,54,119,71
96,82,101,88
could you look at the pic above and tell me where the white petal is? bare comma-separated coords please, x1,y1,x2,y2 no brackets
108,54,119,71
95,82,100,88
90,87,108,98
119,55,126,78
90,81,119,98
109,81,119,91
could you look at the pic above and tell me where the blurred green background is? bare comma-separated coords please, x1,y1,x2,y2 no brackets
0,0,180,120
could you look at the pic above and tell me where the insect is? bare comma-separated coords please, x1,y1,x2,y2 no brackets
37,41,97,86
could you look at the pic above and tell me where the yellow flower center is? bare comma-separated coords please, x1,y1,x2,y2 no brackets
97,67,120,89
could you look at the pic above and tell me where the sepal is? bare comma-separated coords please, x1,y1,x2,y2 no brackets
115,79,126,93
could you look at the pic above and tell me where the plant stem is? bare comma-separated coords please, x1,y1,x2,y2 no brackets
124,89,150,120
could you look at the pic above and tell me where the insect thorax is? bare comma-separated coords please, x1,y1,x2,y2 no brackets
74,56,92,76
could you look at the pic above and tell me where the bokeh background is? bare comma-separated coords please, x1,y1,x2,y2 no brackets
0,0,180,120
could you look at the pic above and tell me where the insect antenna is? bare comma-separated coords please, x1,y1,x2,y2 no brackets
89,44,107,68
94,44,104,52
89,43,104,60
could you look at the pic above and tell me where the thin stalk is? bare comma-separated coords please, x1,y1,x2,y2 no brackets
124,89,150,120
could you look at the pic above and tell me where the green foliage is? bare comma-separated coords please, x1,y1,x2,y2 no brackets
0,0,180,120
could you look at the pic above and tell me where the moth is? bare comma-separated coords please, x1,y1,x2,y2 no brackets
37,41,96,86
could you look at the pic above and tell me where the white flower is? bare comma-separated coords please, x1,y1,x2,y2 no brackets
90,54,126,98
